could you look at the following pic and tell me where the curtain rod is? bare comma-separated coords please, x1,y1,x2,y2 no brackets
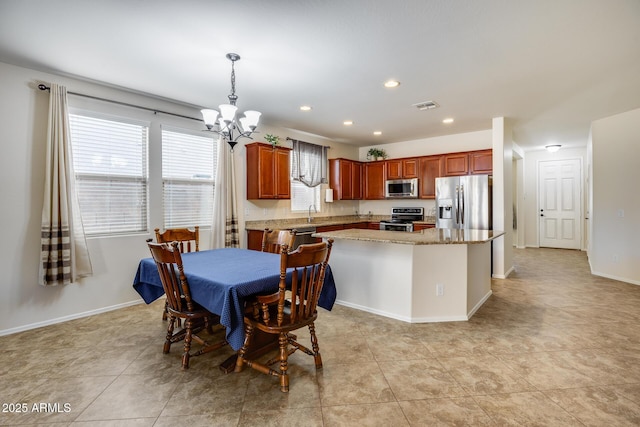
286,136,331,148
37,84,203,122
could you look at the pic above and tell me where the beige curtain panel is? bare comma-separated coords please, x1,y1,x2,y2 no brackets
211,137,239,248
39,83,93,286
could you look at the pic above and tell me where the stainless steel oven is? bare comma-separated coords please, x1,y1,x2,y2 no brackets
379,207,424,232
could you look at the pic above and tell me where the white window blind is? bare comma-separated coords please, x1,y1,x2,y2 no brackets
290,176,321,212
69,114,148,235
162,129,216,228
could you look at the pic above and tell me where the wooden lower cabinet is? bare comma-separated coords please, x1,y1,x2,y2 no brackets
413,223,435,232
247,229,264,251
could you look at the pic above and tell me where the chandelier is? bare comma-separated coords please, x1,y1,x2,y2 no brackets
201,53,261,150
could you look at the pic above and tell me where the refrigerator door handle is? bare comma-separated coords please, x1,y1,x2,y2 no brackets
460,184,465,226
455,185,460,224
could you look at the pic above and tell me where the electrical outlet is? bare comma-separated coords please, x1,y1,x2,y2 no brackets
436,283,444,296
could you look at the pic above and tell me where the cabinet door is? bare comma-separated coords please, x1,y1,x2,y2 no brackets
352,161,363,199
247,230,264,251
341,160,354,199
274,148,290,199
365,161,385,199
257,145,276,198
419,155,442,199
443,152,469,176
386,160,402,180
470,150,493,174
402,159,418,178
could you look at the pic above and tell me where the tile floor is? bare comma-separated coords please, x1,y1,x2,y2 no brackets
2,248,640,426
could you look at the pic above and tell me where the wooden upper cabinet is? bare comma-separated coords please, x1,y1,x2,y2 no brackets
419,155,442,199
386,158,418,179
364,161,385,200
469,149,493,174
402,158,418,178
352,161,363,199
329,158,362,200
443,152,469,176
386,160,402,180
246,143,291,199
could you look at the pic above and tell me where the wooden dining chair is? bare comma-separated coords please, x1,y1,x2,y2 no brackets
261,228,296,254
155,226,199,253
154,226,199,323
235,239,334,392
147,241,227,369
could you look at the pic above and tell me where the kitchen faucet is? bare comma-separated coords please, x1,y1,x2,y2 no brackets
308,204,317,223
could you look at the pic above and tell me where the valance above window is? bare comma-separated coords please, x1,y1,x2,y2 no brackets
290,139,328,187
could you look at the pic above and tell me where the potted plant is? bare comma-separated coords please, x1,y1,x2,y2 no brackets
264,134,280,147
367,147,388,161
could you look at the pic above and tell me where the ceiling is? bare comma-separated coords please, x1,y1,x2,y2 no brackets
1,0,639,150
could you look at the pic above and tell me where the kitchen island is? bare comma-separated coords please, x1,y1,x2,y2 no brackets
312,228,504,323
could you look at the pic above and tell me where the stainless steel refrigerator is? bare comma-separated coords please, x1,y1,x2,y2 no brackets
435,174,492,229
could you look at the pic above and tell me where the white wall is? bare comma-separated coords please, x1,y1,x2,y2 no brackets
589,108,640,285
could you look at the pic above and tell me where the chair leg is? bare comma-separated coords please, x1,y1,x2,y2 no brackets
181,319,193,370
164,316,176,354
278,333,290,392
235,323,255,373
308,323,323,370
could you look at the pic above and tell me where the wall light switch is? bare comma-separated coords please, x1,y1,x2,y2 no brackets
436,283,444,296
617,209,625,218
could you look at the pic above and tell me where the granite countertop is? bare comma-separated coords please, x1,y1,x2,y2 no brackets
245,215,436,231
312,228,504,245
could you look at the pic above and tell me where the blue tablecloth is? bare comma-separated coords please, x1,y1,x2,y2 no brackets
133,248,336,350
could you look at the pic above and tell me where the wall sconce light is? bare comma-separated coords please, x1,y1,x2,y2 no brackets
325,188,334,203
545,144,561,153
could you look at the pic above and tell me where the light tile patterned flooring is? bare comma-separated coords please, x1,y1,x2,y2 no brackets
2,248,640,426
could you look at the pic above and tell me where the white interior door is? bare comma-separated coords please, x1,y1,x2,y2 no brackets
539,159,581,249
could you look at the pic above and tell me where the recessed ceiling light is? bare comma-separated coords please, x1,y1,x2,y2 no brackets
299,105,312,111
442,118,454,124
384,80,400,88
343,120,353,126
373,131,382,136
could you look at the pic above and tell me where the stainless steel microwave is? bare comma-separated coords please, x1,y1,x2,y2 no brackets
385,178,418,198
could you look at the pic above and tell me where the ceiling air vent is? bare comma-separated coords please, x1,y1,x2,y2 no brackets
413,101,439,110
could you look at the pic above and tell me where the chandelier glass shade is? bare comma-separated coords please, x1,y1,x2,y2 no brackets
201,53,261,150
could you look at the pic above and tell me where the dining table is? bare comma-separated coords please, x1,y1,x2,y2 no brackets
132,247,337,364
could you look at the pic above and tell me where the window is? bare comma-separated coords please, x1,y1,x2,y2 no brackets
69,114,148,235
290,181,321,212
161,129,216,228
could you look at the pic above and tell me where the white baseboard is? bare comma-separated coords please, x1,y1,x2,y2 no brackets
493,265,515,279
334,300,470,323
590,270,640,286
0,300,144,337
467,290,493,318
